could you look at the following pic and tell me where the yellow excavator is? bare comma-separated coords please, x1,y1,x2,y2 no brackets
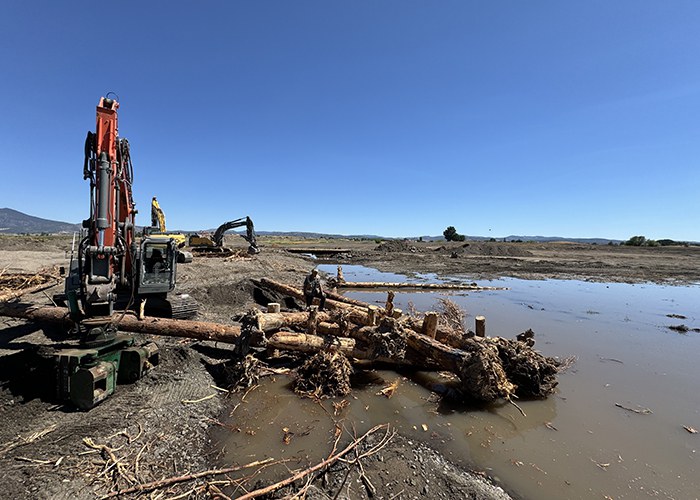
149,197,187,248
189,217,259,257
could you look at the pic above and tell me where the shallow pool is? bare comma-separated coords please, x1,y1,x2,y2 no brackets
214,264,700,499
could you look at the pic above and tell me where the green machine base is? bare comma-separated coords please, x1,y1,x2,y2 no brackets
50,334,159,410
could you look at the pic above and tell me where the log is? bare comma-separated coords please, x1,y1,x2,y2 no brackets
422,312,439,339
385,291,395,317
267,331,425,368
475,316,486,337
0,303,243,344
266,302,280,313
337,264,345,283
367,305,379,326
406,317,472,350
336,281,509,291
404,329,465,373
323,289,372,309
257,278,372,325
267,331,360,356
251,310,333,332
307,307,318,335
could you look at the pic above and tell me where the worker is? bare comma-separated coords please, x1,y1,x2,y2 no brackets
147,248,166,273
303,268,326,311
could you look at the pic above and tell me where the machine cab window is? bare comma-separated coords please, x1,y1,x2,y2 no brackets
140,241,175,286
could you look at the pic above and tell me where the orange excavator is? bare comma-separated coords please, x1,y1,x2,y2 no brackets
55,95,197,409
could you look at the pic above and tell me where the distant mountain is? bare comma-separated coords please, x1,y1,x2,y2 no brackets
254,231,385,240
2,209,682,245
0,208,81,234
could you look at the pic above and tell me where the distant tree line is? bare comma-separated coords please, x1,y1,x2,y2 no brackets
623,235,689,247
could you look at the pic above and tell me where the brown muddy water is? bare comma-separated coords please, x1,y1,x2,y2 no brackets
213,265,700,499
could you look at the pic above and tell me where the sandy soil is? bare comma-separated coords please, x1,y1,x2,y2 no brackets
1,234,697,499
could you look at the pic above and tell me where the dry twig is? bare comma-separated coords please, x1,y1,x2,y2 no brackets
614,403,653,415
235,424,390,500
101,457,275,498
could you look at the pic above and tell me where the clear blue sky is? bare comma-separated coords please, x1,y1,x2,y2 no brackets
1,1,698,240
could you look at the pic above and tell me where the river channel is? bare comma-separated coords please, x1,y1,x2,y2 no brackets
213,264,700,499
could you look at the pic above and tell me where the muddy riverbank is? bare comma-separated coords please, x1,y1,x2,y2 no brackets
1,235,698,498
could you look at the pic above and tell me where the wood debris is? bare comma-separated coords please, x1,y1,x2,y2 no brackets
0,268,61,302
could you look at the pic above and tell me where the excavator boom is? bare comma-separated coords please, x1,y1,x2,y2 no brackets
190,216,259,256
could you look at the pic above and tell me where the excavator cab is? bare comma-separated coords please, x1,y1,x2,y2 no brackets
138,239,177,292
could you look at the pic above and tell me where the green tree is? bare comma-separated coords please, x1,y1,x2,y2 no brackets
443,226,458,241
624,235,646,246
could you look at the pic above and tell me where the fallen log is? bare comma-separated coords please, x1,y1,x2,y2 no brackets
249,310,333,332
323,289,372,309
406,317,473,350
257,278,373,325
0,303,243,344
267,331,362,357
336,281,509,291
267,331,423,368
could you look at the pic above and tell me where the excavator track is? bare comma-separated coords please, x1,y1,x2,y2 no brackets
190,247,235,258
144,294,199,320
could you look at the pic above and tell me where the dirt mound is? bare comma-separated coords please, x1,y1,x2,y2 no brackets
293,351,353,398
376,240,417,253
200,280,256,308
457,242,533,257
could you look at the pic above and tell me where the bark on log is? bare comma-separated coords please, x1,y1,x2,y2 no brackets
406,317,472,350
267,331,425,368
404,329,466,373
0,303,243,344
475,316,486,337
307,307,318,335
267,331,359,356
336,282,509,291
251,310,333,332
257,278,372,325
422,312,439,339
323,289,372,309
385,291,395,317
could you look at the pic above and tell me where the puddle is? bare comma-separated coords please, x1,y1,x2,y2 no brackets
213,265,700,499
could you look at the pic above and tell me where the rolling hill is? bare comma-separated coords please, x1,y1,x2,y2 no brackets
0,208,81,234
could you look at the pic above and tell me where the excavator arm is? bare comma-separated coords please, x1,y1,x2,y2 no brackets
212,217,259,254
151,197,166,232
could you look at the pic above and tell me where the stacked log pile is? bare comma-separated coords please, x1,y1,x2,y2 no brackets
0,276,563,404
248,278,561,402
